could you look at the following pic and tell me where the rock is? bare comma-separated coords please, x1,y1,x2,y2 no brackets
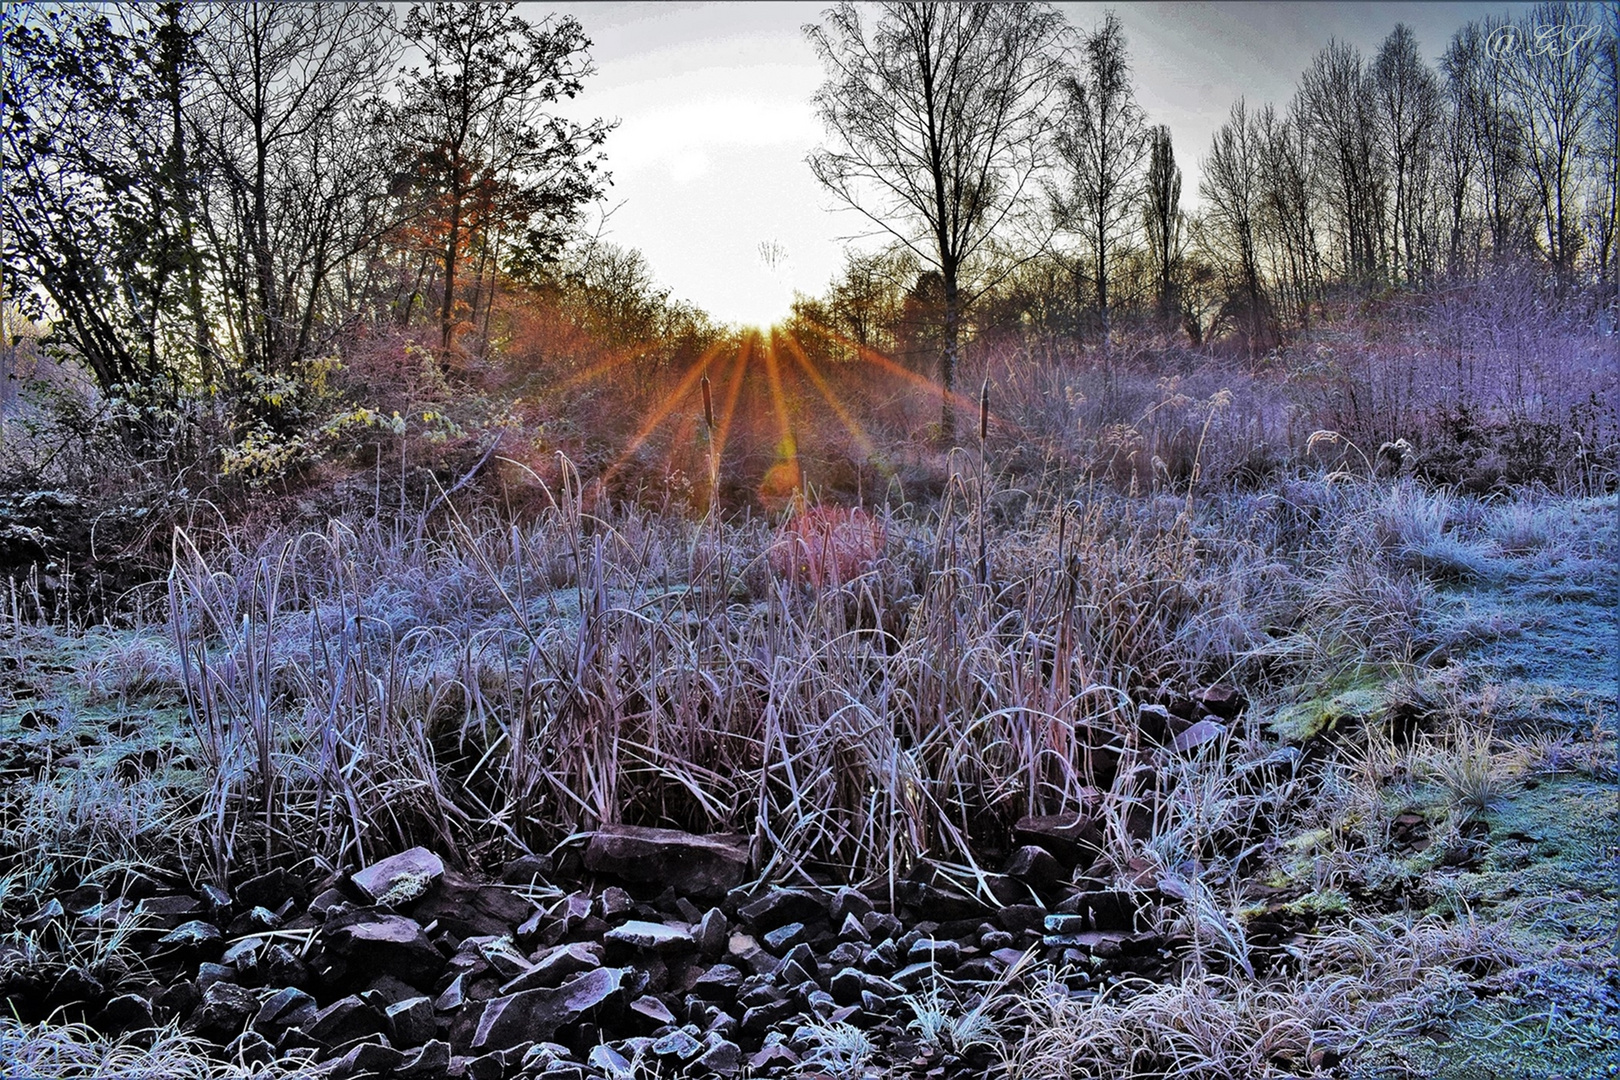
750,1042,800,1071
396,1039,453,1079
351,848,444,906
1003,845,1066,888
837,913,869,943
187,980,258,1041
132,895,208,936
305,995,384,1047
991,947,1028,968
605,919,695,953
629,994,675,1026
236,869,304,911
1198,683,1247,720
860,911,902,941
1137,703,1184,744
328,1040,407,1078
410,871,537,940
956,957,1002,982
828,888,875,926
253,986,319,1037
386,996,436,1047
1014,812,1105,867
265,944,312,989
696,908,728,956
223,1031,275,1068
325,908,443,983
1171,718,1227,754
905,938,961,967
97,993,154,1034
588,1044,634,1079
583,826,750,900
652,1027,703,1060
156,979,201,1023
495,943,596,996
226,906,283,937
499,854,553,886
47,966,104,1010
470,967,628,1052
761,922,806,954
691,963,743,999
738,889,823,931
598,886,634,921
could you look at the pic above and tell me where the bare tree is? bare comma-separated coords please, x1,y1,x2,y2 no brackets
805,1,1068,435
1050,11,1148,348
1507,1,1601,282
1255,105,1320,331
393,2,613,357
1298,40,1386,285
1372,24,1442,285
1140,124,1184,327
191,3,399,383
1200,99,1275,353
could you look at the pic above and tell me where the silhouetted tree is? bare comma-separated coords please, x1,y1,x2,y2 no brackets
1141,124,1185,326
392,2,612,356
1050,11,1148,347
805,1,1068,435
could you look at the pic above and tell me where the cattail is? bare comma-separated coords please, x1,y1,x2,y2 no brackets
979,377,989,443
701,374,714,431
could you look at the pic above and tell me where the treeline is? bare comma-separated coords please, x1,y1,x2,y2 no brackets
1,3,660,427
790,2,1617,372
3,2,1615,458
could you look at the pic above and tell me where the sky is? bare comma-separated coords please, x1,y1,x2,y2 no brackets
538,1,1532,330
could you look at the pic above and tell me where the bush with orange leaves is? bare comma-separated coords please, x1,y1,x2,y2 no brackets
770,504,886,587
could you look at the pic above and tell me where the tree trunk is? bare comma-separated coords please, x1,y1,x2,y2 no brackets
941,268,959,438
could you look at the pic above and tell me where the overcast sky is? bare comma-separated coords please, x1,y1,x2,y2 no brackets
537,2,1530,329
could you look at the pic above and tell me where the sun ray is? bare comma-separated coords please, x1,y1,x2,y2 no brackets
773,325,877,464
602,337,728,483
711,333,751,480
758,330,800,505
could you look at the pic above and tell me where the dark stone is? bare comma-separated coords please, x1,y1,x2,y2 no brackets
225,1031,276,1068
47,966,104,1009
265,944,312,989
738,889,823,931
996,904,1046,934
956,957,1003,982
98,992,155,1034
695,908,728,956
499,854,553,886
226,906,283,937
131,895,201,932
470,967,628,1052
305,995,384,1047
156,979,201,1023
385,996,436,1047
652,1027,702,1060
331,1040,407,1078
587,1044,634,1078
503,942,602,994
629,994,676,1027
1014,813,1105,868
325,907,443,983
598,887,634,921
352,848,446,907
827,888,874,926
252,986,318,1037
236,869,304,911
1199,683,1247,720
905,938,961,967
739,999,794,1035
1171,718,1227,754
691,963,743,999
896,881,984,921
408,871,537,940
583,826,750,900
396,1039,453,1079
604,919,694,953
860,911,902,941
837,913,869,942
187,980,258,1041
761,922,805,954
1003,845,1066,888
826,942,863,967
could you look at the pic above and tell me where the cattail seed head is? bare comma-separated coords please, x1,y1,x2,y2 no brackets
979,378,989,443
701,375,714,431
